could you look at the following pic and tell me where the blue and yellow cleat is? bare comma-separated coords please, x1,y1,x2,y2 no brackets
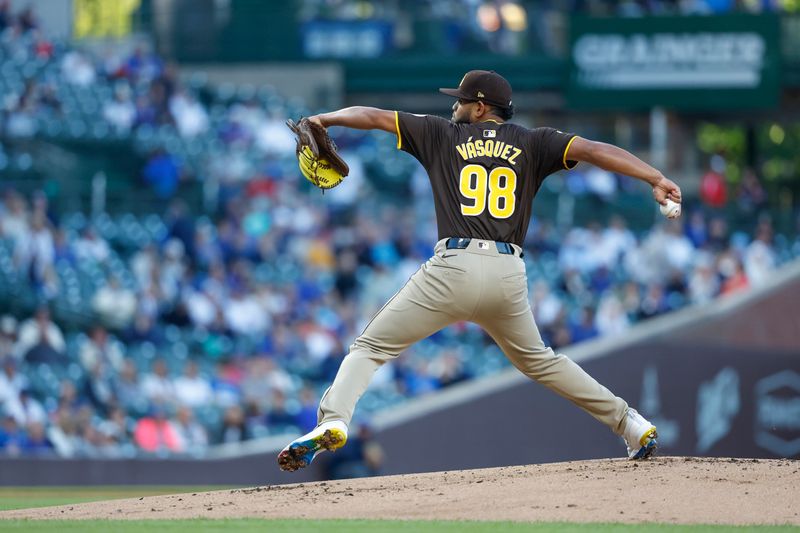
277,421,348,472
623,408,658,460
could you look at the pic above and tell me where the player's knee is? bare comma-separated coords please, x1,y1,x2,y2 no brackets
350,336,401,360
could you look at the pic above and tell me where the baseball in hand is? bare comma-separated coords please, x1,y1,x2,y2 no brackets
660,199,681,219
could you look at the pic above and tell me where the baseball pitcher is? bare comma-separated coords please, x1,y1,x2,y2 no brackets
279,70,681,472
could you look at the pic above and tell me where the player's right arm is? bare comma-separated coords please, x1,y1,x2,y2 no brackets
310,107,396,134
565,136,681,205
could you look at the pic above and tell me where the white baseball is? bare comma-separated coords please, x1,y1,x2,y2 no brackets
659,199,681,219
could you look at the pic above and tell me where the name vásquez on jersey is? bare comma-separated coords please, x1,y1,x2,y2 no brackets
455,138,522,165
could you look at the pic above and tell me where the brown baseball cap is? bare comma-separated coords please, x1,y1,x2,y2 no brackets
439,70,513,109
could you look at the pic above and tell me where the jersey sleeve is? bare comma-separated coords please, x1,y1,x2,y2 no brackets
530,127,579,178
395,111,449,165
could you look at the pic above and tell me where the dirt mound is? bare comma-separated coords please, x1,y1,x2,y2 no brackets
2,457,798,524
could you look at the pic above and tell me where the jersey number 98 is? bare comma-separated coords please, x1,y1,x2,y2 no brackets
459,164,517,219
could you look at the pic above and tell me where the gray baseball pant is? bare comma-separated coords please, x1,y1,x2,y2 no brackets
317,238,629,435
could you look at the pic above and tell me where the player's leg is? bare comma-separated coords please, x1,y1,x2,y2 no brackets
278,249,477,471
474,267,657,459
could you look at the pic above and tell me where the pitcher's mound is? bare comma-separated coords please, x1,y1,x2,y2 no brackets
2,457,797,524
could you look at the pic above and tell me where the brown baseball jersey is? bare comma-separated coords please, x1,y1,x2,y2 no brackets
395,111,578,246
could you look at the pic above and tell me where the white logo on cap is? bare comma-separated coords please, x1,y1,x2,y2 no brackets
477,91,484,98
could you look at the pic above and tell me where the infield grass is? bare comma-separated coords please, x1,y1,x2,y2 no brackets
0,520,797,532
0,486,234,511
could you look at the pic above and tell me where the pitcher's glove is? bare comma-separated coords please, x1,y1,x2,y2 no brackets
286,118,349,190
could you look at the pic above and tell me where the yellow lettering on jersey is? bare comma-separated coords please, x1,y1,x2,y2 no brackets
493,142,504,158
455,139,523,165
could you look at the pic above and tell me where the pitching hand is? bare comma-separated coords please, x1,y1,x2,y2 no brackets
653,176,681,205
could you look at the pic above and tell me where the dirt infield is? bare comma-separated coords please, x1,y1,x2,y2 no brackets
2,457,798,524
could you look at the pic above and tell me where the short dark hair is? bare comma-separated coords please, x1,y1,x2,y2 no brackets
491,103,514,121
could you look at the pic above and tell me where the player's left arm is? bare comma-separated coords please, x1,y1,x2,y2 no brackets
565,137,681,205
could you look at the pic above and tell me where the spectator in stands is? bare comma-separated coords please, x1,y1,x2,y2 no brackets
6,387,46,428
142,149,182,199
638,283,670,319
46,410,81,458
124,44,163,84
73,226,110,263
173,405,208,456
568,307,598,343
0,190,30,247
595,293,630,336
96,407,134,455
123,312,164,347
744,222,776,287
254,108,297,156
141,358,175,407
737,168,767,213
603,216,636,265
0,316,17,359
15,210,54,283
720,255,749,295
52,228,74,265
92,276,137,330
14,305,67,365
430,349,471,388
61,50,97,87
265,390,298,431
295,386,319,433
688,253,720,304
224,284,269,336
169,89,209,138
103,84,137,133
83,361,115,415
217,405,250,444
20,421,53,456
700,156,728,208
0,356,26,410
79,326,125,374
0,414,25,456
133,93,159,128
114,360,145,415
174,360,213,408
133,406,182,455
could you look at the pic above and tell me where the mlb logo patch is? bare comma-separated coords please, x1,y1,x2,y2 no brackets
483,130,496,138
477,241,489,250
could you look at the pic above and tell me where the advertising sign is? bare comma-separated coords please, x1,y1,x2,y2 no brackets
567,15,781,110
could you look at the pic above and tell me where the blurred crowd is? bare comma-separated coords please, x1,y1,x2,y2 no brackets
0,2,798,462
300,0,799,56
0,183,797,459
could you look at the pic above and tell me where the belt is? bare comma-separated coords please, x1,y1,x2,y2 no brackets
445,237,524,258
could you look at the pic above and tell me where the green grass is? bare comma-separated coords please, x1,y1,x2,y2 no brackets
0,487,233,511
0,520,797,532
